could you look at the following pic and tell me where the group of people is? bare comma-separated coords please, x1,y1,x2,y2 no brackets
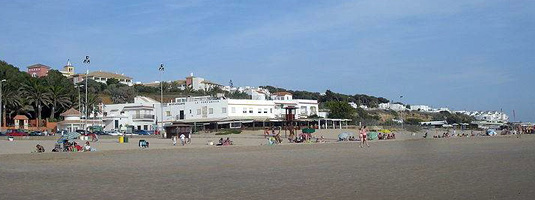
217,137,233,146
36,140,94,153
172,133,191,146
378,132,396,140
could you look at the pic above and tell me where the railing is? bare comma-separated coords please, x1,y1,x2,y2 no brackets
133,114,155,119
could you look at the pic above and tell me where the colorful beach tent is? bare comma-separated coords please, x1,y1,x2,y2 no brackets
486,129,497,136
367,132,379,140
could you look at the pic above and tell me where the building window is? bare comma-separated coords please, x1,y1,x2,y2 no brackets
249,108,253,114
197,109,201,115
166,111,171,116
270,108,273,113
209,108,213,114
264,108,268,113
231,107,236,113
258,108,262,113
189,109,192,114
222,107,227,114
243,108,247,114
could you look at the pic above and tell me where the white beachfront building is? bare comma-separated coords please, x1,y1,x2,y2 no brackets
101,91,352,133
159,93,319,124
102,96,160,132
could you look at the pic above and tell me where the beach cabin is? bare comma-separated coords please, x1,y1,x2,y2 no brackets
13,115,29,129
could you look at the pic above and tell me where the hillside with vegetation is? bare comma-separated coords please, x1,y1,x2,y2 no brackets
1,59,473,127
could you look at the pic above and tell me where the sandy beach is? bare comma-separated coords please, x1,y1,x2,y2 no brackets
1,130,534,199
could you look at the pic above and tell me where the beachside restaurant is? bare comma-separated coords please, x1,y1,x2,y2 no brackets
164,117,352,132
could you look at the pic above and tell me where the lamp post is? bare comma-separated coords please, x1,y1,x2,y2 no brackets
400,95,404,129
0,79,6,129
158,63,165,137
75,84,83,113
83,56,90,132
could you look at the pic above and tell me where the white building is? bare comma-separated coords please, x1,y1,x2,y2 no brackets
409,105,432,112
457,111,509,123
158,94,319,123
271,92,293,101
185,73,222,91
102,96,159,132
72,70,134,86
378,103,407,111
57,108,104,132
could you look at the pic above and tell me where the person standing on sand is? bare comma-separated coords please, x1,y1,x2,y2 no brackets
187,132,192,144
359,126,369,148
179,133,186,146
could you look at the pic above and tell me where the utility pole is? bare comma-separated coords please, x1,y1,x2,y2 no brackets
159,63,165,137
83,56,90,132
0,79,6,129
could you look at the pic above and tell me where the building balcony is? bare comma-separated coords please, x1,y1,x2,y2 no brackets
133,114,155,120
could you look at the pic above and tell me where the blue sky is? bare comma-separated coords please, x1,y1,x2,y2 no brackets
1,0,534,122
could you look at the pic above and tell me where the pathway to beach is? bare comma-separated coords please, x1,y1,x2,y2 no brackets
1,133,534,199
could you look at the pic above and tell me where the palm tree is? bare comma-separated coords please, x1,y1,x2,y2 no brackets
9,97,34,124
20,79,51,127
2,85,21,126
84,93,101,118
48,85,71,120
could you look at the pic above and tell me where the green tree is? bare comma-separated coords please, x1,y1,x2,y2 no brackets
48,85,72,120
21,79,51,127
2,84,22,125
325,101,355,119
106,78,120,85
105,84,136,103
10,97,35,120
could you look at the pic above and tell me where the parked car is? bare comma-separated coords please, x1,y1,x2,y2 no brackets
5,129,29,136
29,131,45,136
135,130,150,135
105,131,123,136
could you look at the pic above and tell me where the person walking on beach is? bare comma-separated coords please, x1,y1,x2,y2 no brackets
179,133,186,146
187,132,192,144
172,135,177,146
359,126,369,148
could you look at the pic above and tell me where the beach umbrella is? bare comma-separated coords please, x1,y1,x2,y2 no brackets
57,132,81,143
379,129,391,134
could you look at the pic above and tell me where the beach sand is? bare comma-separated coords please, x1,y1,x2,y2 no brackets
1,130,534,199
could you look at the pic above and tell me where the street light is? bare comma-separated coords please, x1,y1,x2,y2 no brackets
158,63,165,137
75,84,84,114
0,79,6,129
400,95,404,129
83,56,90,132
